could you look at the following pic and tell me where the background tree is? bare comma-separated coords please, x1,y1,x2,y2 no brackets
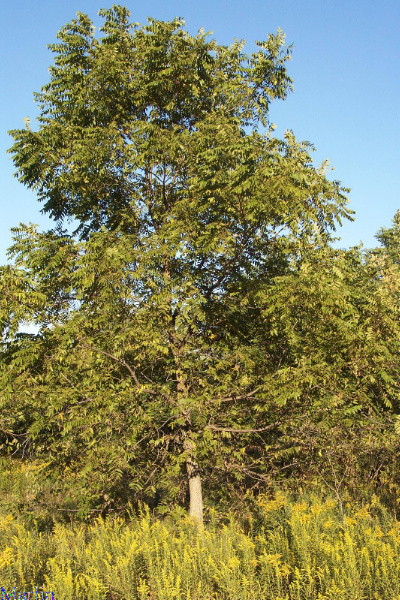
0,5,367,524
254,240,400,512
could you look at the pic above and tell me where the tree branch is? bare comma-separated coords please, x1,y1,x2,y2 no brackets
206,422,280,434
80,343,159,396
217,387,263,403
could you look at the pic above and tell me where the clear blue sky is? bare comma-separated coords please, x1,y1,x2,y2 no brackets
1,0,399,263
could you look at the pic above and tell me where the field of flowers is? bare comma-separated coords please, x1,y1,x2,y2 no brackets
1,492,400,600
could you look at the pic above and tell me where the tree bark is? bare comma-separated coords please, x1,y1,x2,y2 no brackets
183,439,203,524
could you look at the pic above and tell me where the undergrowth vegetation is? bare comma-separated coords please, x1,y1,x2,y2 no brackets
1,492,400,600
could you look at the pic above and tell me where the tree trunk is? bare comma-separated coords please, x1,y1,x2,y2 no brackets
184,439,203,524
170,309,203,523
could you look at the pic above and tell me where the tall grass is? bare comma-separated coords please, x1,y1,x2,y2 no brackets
1,493,400,599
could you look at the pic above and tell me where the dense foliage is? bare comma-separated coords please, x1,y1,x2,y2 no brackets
1,5,399,525
1,492,400,600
